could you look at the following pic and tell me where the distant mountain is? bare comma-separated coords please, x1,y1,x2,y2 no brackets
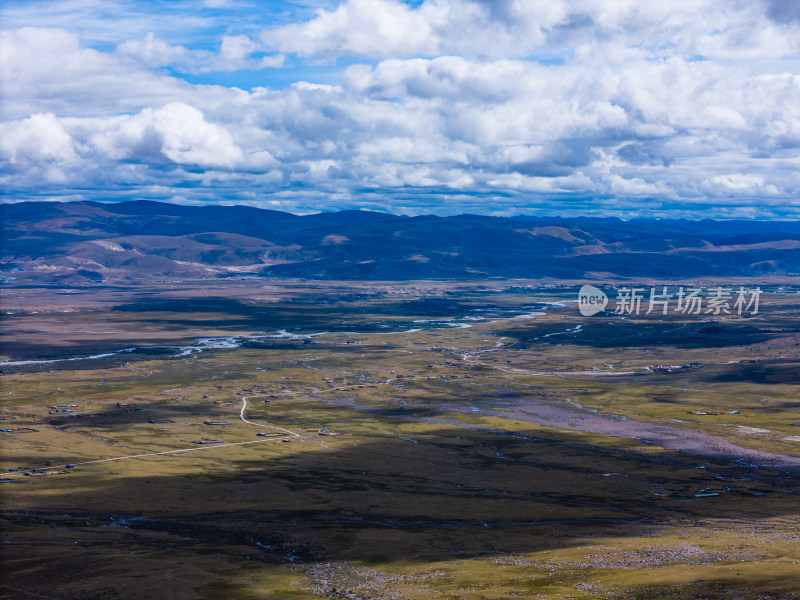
1,200,798,283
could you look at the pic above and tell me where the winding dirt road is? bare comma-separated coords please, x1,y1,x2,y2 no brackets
0,396,298,478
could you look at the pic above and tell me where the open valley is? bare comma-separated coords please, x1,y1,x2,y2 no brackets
2,280,799,599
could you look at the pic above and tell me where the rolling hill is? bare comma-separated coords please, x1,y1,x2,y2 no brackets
1,200,798,283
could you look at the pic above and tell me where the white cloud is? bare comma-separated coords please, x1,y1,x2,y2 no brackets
706,173,781,196
115,32,284,73
0,27,208,119
261,0,800,61
91,103,244,168
0,113,79,164
0,112,88,187
609,174,670,196
3,44,800,213
115,32,191,68
262,0,444,57
2,0,800,218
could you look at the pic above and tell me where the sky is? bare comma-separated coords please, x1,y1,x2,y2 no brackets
1,0,800,218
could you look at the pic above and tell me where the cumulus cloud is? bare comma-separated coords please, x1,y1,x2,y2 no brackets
115,32,284,73
0,113,79,164
0,27,210,119
261,0,800,61
115,32,191,68
90,103,244,168
2,0,800,218
706,173,781,196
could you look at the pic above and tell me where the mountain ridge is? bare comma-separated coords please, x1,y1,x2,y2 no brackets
2,201,798,283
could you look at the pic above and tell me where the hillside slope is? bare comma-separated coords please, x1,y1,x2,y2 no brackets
1,201,798,283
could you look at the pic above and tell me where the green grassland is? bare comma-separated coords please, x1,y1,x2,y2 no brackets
1,282,799,599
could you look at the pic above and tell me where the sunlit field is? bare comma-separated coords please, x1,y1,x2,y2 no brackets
2,280,799,599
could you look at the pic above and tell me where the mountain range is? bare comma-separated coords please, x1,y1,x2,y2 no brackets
1,200,799,283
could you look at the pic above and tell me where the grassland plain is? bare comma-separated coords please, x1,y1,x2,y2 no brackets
1,280,799,599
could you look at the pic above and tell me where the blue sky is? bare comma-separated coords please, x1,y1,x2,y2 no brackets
2,0,800,218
